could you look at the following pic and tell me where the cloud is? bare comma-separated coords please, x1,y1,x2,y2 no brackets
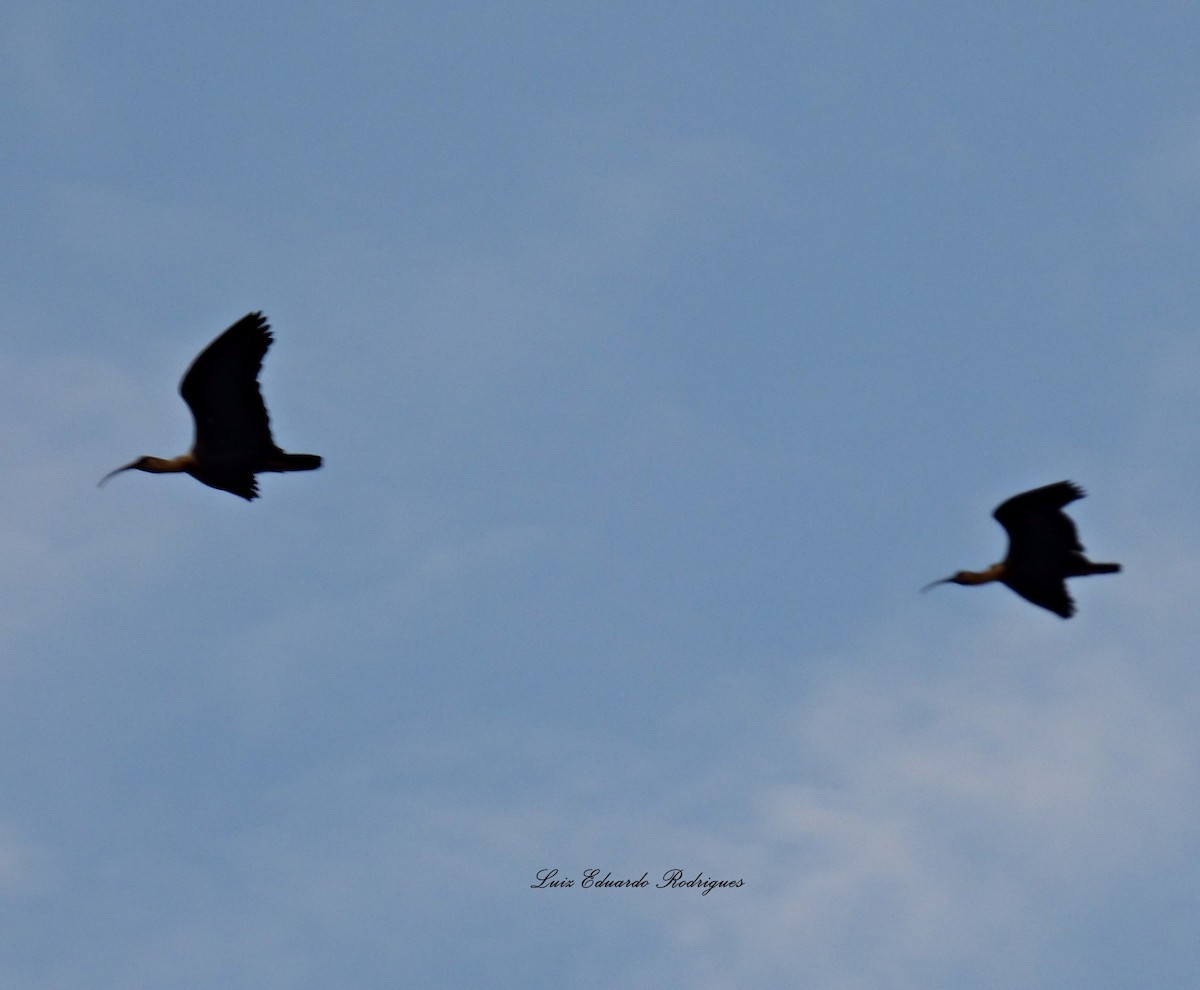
623,610,1200,989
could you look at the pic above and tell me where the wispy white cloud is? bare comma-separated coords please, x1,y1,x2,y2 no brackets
624,608,1200,988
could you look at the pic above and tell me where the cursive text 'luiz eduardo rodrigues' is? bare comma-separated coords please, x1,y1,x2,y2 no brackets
531,869,744,895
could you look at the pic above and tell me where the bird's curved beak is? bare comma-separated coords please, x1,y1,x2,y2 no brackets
98,461,138,488
920,576,954,593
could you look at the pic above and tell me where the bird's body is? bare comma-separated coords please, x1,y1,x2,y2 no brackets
923,481,1120,618
100,313,322,500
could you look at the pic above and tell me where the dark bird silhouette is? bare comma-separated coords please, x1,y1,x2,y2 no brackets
922,481,1120,618
100,312,322,500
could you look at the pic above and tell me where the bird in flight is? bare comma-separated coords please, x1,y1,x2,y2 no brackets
100,312,322,501
922,481,1120,618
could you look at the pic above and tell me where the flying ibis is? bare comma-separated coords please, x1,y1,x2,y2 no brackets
922,481,1120,618
100,312,322,501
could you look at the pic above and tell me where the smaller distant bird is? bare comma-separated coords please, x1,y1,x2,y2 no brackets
922,481,1120,618
100,312,322,501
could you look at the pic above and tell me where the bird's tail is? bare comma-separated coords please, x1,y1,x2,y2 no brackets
272,453,323,473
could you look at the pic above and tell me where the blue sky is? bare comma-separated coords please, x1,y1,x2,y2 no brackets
4,1,1200,986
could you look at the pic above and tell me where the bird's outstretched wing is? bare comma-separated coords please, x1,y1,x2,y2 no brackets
1004,573,1076,618
180,312,278,463
993,480,1086,554
993,481,1086,618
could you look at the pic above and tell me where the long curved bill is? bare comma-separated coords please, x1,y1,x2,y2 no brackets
98,462,138,488
920,576,954,593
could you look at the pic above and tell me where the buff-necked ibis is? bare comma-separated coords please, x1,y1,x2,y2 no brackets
100,312,322,501
922,481,1120,618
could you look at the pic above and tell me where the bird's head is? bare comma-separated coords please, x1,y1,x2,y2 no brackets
921,566,1003,592
98,456,174,487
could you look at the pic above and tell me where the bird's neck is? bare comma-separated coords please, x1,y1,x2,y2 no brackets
140,455,194,474
959,562,1007,585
